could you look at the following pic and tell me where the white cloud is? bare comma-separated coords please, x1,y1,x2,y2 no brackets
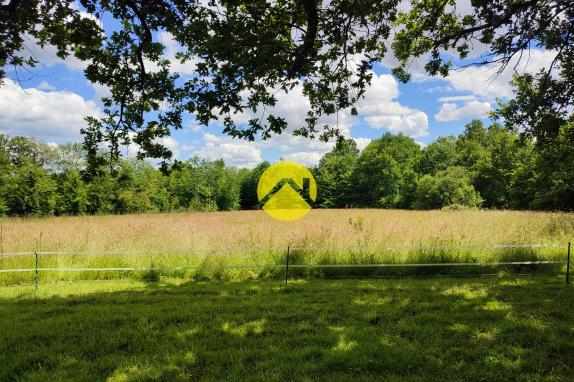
14,7,104,74
357,73,429,136
353,137,371,151
437,95,477,103
198,72,428,167
423,85,454,94
155,136,181,158
183,120,203,133
364,112,429,136
226,72,428,140
90,81,112,102
36,81,56,91
283,152,323,167
0,79,101,142
423,49,558,101
16,35,88,73
435,100,491,122
194,133,262,168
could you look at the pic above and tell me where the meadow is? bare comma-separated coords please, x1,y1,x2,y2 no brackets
1,210,573,381
1,277,573,381
1,209,573,283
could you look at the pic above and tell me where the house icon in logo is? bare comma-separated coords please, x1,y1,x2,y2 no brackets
258,177,314,208
257,162,317,221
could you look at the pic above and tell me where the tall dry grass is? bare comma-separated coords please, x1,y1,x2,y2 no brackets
2,209,573,252
0,209,572,282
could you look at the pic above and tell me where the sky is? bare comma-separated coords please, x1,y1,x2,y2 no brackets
0,2,557,168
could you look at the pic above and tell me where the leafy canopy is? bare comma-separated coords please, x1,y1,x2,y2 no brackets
1,0,571,170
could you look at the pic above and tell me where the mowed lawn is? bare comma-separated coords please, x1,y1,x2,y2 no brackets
1,277,573,381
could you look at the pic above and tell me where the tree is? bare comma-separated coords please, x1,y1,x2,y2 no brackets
416,136,458,175
114,159,169,213
455,120,489,171
3,1,571,170
315,138,360,208
52,143,86,174
239,162,270,210
413,167,483,210
472,124,524,209
1,0,404,169
86,170,118,214
0,198,7,216
450,121,539,209
353,134,420,208
215,168,241,211
167,161,195,210
393,0,573,144
5,164,58,216
5,136,57,168
530,122,574,211
57,170,89,215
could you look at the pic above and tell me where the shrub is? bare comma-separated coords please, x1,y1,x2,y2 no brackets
413,166,483,209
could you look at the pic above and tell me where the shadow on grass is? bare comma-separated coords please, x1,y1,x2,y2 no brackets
0,276,572,381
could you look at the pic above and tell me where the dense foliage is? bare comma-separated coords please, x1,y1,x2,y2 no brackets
1,1,571,171
1,119,572,216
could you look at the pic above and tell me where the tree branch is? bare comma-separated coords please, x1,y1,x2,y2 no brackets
288,0,318,78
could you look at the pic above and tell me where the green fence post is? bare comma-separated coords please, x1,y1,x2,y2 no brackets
567,242,571,285
285,246,290,287
34,235,41,290
35,249,39,290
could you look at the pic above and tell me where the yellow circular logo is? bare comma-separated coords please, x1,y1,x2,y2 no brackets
257,161,317,221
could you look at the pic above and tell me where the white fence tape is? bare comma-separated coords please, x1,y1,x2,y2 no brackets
0,260,566,274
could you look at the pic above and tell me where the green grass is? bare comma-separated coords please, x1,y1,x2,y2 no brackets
1,277,573,381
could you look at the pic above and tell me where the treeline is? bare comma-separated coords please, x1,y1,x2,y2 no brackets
0,119,572,216
317,120,573,211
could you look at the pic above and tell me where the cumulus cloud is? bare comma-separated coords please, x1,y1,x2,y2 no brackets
364,112,429,136
16,37,88,72
425,49,558,102
435,100,491,122
437,95,477,103
423,85,454,94
357,73,429,136
0,79,101,142
90,81,112,102
37,81,56,91
283,152,324,167
194,133,262,168
353,137,371,151
155,136,182,158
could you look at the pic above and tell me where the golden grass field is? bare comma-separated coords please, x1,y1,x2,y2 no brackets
1,209,573,282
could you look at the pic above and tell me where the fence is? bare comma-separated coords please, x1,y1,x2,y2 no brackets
0,242,571,288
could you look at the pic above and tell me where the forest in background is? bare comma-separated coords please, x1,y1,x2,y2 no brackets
1,119,573,217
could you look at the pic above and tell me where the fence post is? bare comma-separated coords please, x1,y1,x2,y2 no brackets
567,242,571,285
34,235,41,291
285,246,290,287
35,249,39,290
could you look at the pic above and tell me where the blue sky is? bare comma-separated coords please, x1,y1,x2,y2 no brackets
0,4,556,168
